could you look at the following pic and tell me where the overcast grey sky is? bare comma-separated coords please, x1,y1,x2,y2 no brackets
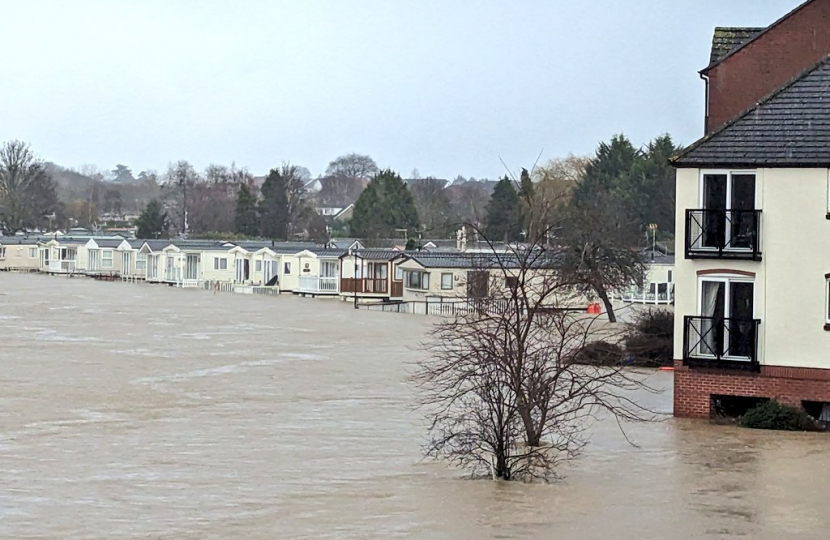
1,0,797,179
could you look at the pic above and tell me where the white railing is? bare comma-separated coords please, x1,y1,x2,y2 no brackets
164,268,182,282
48,260,77,273
618,283,674,305
253,286,280,296
298,275,339,294
319,276,338,292
203,281,235,293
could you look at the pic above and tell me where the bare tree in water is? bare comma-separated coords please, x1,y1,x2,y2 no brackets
413,221,656,482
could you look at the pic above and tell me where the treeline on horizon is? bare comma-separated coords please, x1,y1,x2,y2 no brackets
0,134,680,247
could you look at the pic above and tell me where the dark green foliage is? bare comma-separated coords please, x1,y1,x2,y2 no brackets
573,134,640,203
624,309,674,367
739,400,822,431
135,199,169,239
234,183,259,237
573,341,624,366
259,168,289,239
350,169,419,238
405,237,418,250
625,134,683,236
484,176,521,242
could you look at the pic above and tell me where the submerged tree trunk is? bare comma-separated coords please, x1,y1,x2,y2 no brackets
595,286,616,323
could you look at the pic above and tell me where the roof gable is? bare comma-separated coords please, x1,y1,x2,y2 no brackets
708,27,764,66
701,0,818,73
673,55,830,168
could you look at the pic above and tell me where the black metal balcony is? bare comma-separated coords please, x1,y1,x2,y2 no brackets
683,316,761,371
685,209,762,261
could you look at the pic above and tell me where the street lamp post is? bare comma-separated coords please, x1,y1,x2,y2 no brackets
349,247,359,309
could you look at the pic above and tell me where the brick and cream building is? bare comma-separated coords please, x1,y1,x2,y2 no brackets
672,0,830,418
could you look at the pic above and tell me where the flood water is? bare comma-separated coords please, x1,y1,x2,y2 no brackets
1,273,828,539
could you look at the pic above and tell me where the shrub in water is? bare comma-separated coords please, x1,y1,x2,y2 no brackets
625,309,674,367
633,309,674,338
574,341,624,366
738,400,822,431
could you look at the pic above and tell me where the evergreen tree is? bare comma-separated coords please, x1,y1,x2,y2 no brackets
484,176,521,242
573,134,641,204
234,183,259,237
627,134,682,235
259,168,289,239
135,199,169,239
350,169,419,238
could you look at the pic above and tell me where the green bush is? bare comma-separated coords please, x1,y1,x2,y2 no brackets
634,309,674,338
624,334,673,367
625,309,674,367
574,341,624,366
738,400,822,431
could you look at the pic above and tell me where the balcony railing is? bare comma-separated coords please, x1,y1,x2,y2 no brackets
683,315,761,371
340,278,389,295
685,209,762,261
298,275,339,294
48,260,77,273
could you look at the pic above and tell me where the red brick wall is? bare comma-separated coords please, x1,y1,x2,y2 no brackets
706,0,830,133
674,360,830,418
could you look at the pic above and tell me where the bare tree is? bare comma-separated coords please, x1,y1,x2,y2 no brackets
414,225,656,481
161,160,200,235
557,190,646,323
0,140,56,233
325,153,378,180
317,174,366,207
409,177,452,236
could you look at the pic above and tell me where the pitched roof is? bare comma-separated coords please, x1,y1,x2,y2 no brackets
402,251,560,269
673,55,830,168
701,0,817,73
708,27,764,66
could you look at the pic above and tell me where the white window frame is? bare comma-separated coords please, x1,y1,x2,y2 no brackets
698,169,758,252
0,247,5,259
825,275,830,325
826,169,830,216
255,260,262,272
28,247,37,258
284,261,292,275
695,274,756,360
136,252,147,270
395,265,403,281
102,250,113,268
698,169,757,209
214,257,228,270
440,272,453,290
406,270,430,291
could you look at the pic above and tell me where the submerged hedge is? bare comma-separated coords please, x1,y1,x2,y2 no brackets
738,400,823,432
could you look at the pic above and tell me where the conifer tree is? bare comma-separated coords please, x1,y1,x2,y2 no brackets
350,169,419,238
484,176,522,242
234,183,259,237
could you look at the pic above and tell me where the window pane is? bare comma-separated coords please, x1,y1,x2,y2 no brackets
441,273,452,289
423,273,429,289
395,265,403,280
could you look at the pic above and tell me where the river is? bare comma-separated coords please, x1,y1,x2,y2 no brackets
0,273,827,539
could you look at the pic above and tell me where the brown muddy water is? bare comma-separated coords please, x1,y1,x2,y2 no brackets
1,273,828,539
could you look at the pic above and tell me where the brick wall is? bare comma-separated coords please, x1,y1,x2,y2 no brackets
706,0,830,133
674,360,830,418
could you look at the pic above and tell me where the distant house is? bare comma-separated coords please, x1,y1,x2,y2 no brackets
672,0,830,419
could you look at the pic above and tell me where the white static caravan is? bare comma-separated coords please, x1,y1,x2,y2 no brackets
138,240,173,283
294,249,345,297
0,236,42,271
78,238,130,275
